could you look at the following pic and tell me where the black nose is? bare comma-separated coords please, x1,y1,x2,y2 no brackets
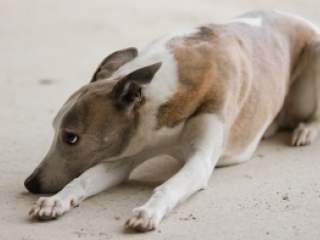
24,174,41,194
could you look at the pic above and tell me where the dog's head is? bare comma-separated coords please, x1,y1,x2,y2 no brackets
24,47,161,193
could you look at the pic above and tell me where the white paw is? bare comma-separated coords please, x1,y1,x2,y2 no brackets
291,123,318,146
29,196,76,220
125,207,161,232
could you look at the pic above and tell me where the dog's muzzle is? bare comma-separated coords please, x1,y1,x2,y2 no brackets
24,172,41,194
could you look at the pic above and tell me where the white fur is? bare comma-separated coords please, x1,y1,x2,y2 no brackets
230,17,263,27
126,114,224,230
113,29,196,107
107,32,192,158
292,122,319,146
29,161,132,219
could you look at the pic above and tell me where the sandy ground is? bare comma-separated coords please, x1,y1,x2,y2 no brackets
1,0,320,239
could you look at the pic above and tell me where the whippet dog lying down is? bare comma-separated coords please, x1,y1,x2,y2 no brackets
25,10,320,232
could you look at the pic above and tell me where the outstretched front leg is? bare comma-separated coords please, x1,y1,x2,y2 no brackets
125,113,224,232
29,160,133,220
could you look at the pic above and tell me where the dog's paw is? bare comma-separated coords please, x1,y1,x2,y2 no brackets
29,196,75,220
125,206,161,232
291,123,318,146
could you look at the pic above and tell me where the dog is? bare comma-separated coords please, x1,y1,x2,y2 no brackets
24,10,320,232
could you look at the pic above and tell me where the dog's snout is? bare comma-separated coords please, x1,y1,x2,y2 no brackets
24,173,41,194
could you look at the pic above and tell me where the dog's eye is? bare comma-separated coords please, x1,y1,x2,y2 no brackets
62,131,79,145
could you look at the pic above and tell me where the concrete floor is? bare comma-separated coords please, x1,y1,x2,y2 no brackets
1,0,320,239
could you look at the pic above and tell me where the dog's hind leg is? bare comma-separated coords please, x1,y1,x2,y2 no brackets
125,113,224,232
263,120,280,139
289,36,320,146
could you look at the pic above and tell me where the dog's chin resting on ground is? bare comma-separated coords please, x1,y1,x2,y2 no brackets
25,10,320,232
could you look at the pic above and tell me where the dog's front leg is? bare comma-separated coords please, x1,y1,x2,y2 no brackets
125,113,224,232
29,160,132,220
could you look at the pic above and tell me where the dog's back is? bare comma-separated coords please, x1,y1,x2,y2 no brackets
135,10,319,164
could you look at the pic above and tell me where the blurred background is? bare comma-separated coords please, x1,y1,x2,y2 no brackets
1,1,320,239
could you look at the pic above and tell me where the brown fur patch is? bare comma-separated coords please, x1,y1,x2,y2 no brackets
157,25,229,128
157,11,318,157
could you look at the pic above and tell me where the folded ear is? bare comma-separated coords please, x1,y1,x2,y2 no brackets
111,62,162,110
91,47,138,82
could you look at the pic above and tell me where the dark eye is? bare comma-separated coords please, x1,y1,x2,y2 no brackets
62,131,79,145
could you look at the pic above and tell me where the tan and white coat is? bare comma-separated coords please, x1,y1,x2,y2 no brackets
26,10,320,232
